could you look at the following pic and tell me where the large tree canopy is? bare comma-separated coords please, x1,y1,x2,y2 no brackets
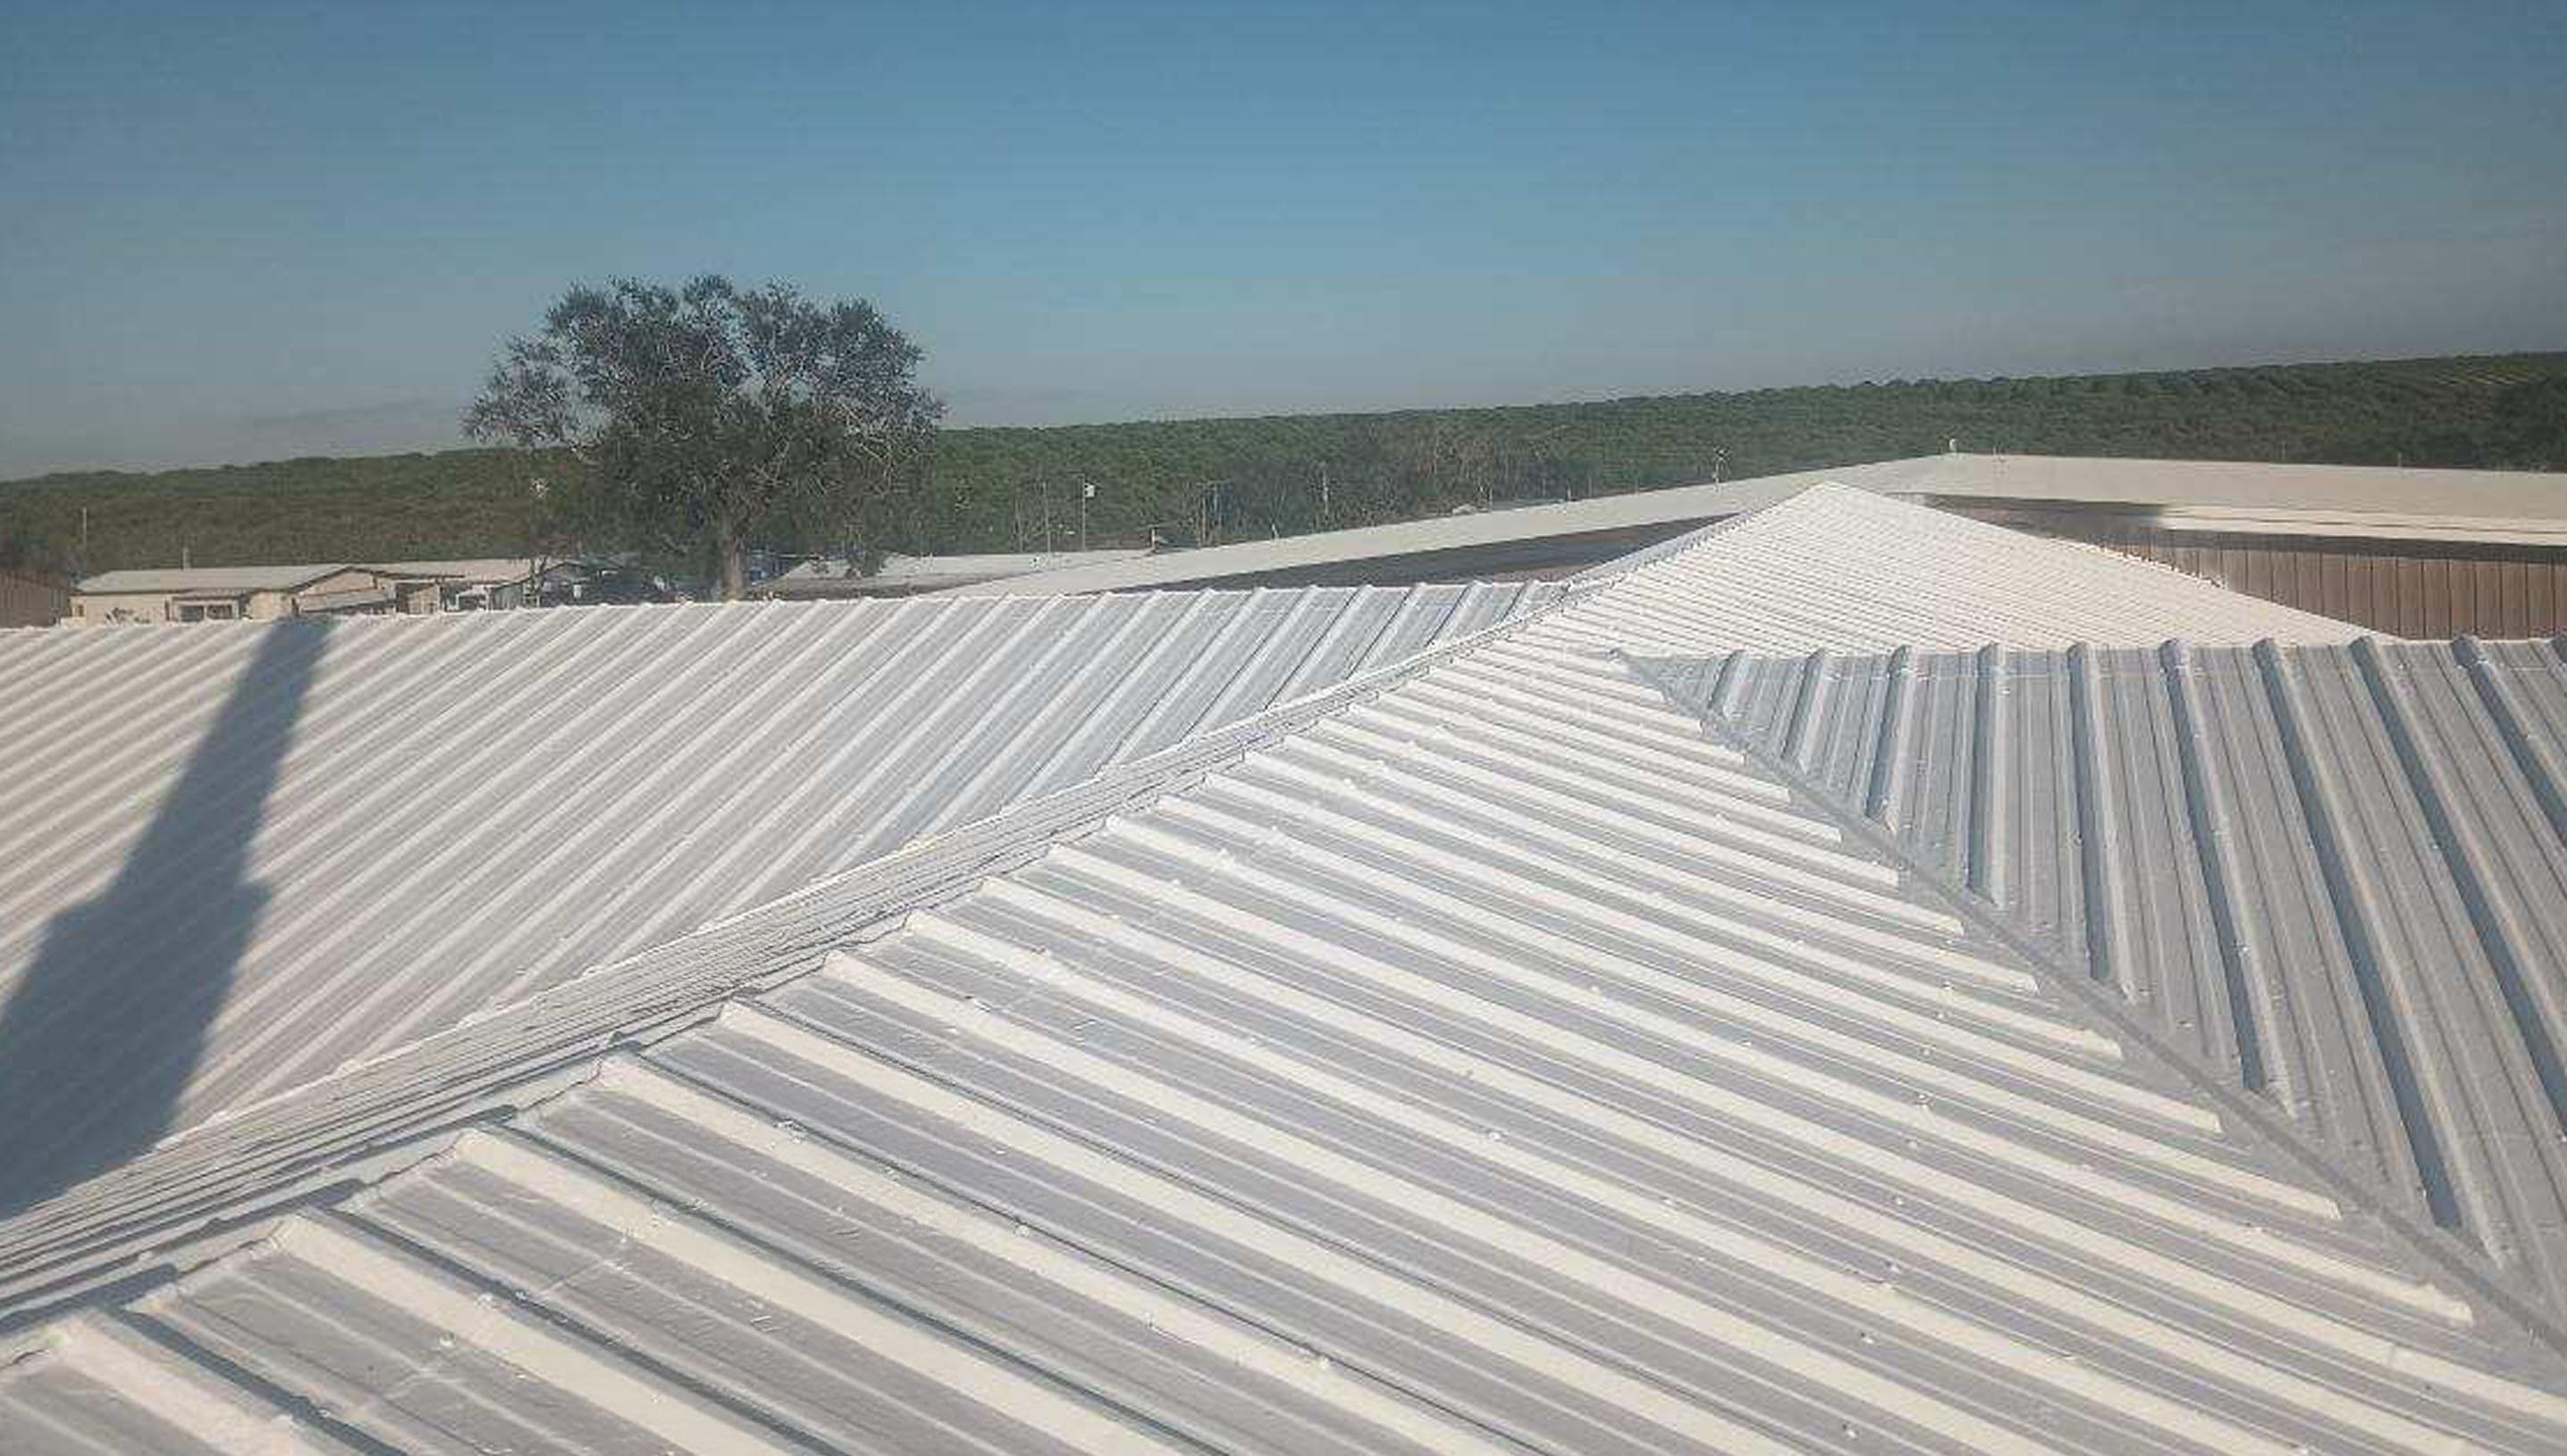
464,275,942,598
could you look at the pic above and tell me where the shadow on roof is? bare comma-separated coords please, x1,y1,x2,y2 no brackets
0,619,332,1216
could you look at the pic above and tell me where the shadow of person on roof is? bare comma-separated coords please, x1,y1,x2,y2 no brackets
0,617,332,1217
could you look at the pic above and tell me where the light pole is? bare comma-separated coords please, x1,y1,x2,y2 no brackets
1079,481,1095,551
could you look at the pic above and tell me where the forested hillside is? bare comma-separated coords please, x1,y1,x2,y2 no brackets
6,351,2563,576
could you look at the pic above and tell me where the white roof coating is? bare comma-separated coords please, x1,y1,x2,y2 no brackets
1663,635,2567,1336
0,581,1550,1205
1535,483,2359,654
5,486,2565,1454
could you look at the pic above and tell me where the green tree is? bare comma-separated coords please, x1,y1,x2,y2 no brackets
464,275,942,598
2490,376,2567,469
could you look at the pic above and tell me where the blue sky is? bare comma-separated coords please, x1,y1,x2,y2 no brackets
3,0,2561,476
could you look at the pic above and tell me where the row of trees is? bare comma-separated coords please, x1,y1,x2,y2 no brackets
883,359,2567,557
7,326,2564,582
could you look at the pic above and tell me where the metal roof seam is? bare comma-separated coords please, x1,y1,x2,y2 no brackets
2453,636,2567,846
2147,641,2276,1093
1616,644,2567,1368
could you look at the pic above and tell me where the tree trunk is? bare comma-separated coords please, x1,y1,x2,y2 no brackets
714,526,745,601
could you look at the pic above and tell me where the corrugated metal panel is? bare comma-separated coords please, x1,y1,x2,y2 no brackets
0,583,1553,1202
1646,635,2567,1339
7,635,2564,1454
0,588,1577,1315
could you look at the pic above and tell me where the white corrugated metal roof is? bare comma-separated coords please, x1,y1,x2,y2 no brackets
1659,634,2567,1343
1539,483,2359,653
963,454,2567,596
4,494,2564,1452
0,583,1551,1206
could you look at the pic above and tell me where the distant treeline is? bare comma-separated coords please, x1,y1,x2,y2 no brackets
6,351,2564,577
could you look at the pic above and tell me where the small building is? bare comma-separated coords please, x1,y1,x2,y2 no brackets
366,558,552,611
755,548,1155,600
68,563,431,625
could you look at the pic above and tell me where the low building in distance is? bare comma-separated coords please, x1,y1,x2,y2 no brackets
61,557,653,624
66,563,441,625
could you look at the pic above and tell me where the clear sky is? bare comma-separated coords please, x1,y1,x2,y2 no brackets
3,0,2562,477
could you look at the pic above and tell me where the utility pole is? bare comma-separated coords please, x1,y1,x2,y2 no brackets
1041,479,1054,553
1318,462,1331,526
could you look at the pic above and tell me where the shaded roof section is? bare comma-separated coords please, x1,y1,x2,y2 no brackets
954,455,2567,597
0,582,1549,1184
6,558,2567,1452
1645,635,2567,1341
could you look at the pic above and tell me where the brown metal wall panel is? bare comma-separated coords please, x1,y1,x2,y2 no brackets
1952,504,2567,638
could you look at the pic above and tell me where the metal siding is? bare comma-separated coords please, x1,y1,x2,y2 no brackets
1971,506,2567,638
0,572,68,629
